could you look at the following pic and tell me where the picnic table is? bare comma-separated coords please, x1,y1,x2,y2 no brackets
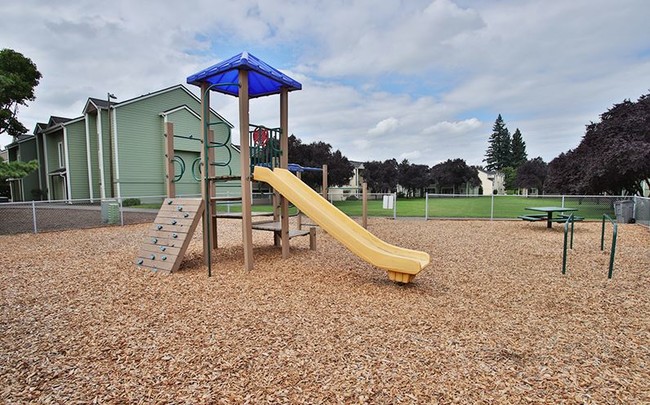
521,206,579,229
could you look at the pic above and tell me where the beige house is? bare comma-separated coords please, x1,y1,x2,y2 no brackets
477,169,505,195
328,161,364,201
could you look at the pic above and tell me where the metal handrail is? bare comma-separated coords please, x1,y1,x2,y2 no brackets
562,213,575,275
601,214,618,279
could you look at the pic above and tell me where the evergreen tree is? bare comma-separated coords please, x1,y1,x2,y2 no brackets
484,114,512,171
511,128,528,168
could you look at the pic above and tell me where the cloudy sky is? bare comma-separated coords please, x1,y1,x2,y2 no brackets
2,0,649,166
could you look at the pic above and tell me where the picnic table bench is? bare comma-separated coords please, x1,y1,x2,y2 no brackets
518,214,547,222
552,214,584,223
520,206,579,228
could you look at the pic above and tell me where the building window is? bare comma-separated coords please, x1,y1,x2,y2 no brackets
58,142,64,168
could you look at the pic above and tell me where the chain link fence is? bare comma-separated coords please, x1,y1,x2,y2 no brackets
1,194,648,235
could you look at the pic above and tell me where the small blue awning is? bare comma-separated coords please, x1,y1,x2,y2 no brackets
186,52,302,99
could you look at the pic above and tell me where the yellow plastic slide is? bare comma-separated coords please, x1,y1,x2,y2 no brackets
253,166,430,283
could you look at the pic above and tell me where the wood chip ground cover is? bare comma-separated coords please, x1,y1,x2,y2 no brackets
1,219,649,403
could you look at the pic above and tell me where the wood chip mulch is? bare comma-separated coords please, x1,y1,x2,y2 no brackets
1,218,649,404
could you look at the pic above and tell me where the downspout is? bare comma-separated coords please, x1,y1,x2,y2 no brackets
111,107,122,200
35,133,42,192
97,109,106,199
63,126,72,202
84,113,94,202
42,132,50,200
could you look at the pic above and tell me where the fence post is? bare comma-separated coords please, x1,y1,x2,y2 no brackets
561,195,565,208
393,192,397,220
119,198,124,226
490,193,494,221
362,182,367,229
425,193,429,221
32,200,37,234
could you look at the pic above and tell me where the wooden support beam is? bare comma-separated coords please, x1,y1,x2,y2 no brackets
165,122,175,198
239,70,254,271
280,88,290,258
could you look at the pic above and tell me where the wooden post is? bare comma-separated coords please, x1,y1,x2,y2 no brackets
239,70,254,271
279,88,290,258
362,182,368,229
200,82,212,266
322,164,328,200
165,122,175,198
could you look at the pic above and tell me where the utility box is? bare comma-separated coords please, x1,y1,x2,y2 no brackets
614,200,634,223
101,199,120,224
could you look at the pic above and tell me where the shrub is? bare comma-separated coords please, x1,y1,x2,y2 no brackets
122,198,141,207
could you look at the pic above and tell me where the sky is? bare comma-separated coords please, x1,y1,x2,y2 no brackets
2,0,649,167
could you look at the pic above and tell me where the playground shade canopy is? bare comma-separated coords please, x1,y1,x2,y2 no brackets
186,51,302,98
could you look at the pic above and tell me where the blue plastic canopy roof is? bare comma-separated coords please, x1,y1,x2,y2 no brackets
186,52,302,99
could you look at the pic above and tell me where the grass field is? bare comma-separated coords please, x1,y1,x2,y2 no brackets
136,195,619,220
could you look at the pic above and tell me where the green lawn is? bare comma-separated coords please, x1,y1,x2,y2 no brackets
131,195,617,220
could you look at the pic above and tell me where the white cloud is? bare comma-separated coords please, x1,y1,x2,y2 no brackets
368,117,400,136
422,118,482,135
1,0,649,170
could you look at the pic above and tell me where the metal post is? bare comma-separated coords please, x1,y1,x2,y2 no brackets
362,182,368,229
120,198,124,226
561,195,565,208
608,224,617,279
600,215,606,251
425,192,429,221
562,218,569,275
490,193,494,221
32,200,37,233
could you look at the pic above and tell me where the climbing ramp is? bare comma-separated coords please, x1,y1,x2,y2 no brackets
135,198,204,273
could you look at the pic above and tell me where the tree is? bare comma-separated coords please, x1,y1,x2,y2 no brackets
0,157,38,183
430,158,480,194
544,150,584,194
545,92,650,195
484,114,512,171
397,159,431,197
510,128,528,168
0,49,42,136
288,135,353,189
515,157,547,192
362,159,398,193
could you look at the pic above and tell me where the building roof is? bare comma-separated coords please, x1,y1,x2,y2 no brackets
186,51,302,99
6,134,36,149
48,116,72,127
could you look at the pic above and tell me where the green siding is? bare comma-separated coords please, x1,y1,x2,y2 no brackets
44,130,66,200
173,150,201,196
99,109,114,198
7,139,40,201
65,120,90,199
20,138,40,200
86,114,101,199
115,87,239,199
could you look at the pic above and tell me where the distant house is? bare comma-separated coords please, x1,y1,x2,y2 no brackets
6,85,239,202
329,160,364,201
477,169,505,195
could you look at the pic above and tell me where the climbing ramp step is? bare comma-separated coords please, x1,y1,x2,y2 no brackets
135,198,204,273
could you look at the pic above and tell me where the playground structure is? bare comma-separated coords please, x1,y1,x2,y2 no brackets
136,52,429,283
